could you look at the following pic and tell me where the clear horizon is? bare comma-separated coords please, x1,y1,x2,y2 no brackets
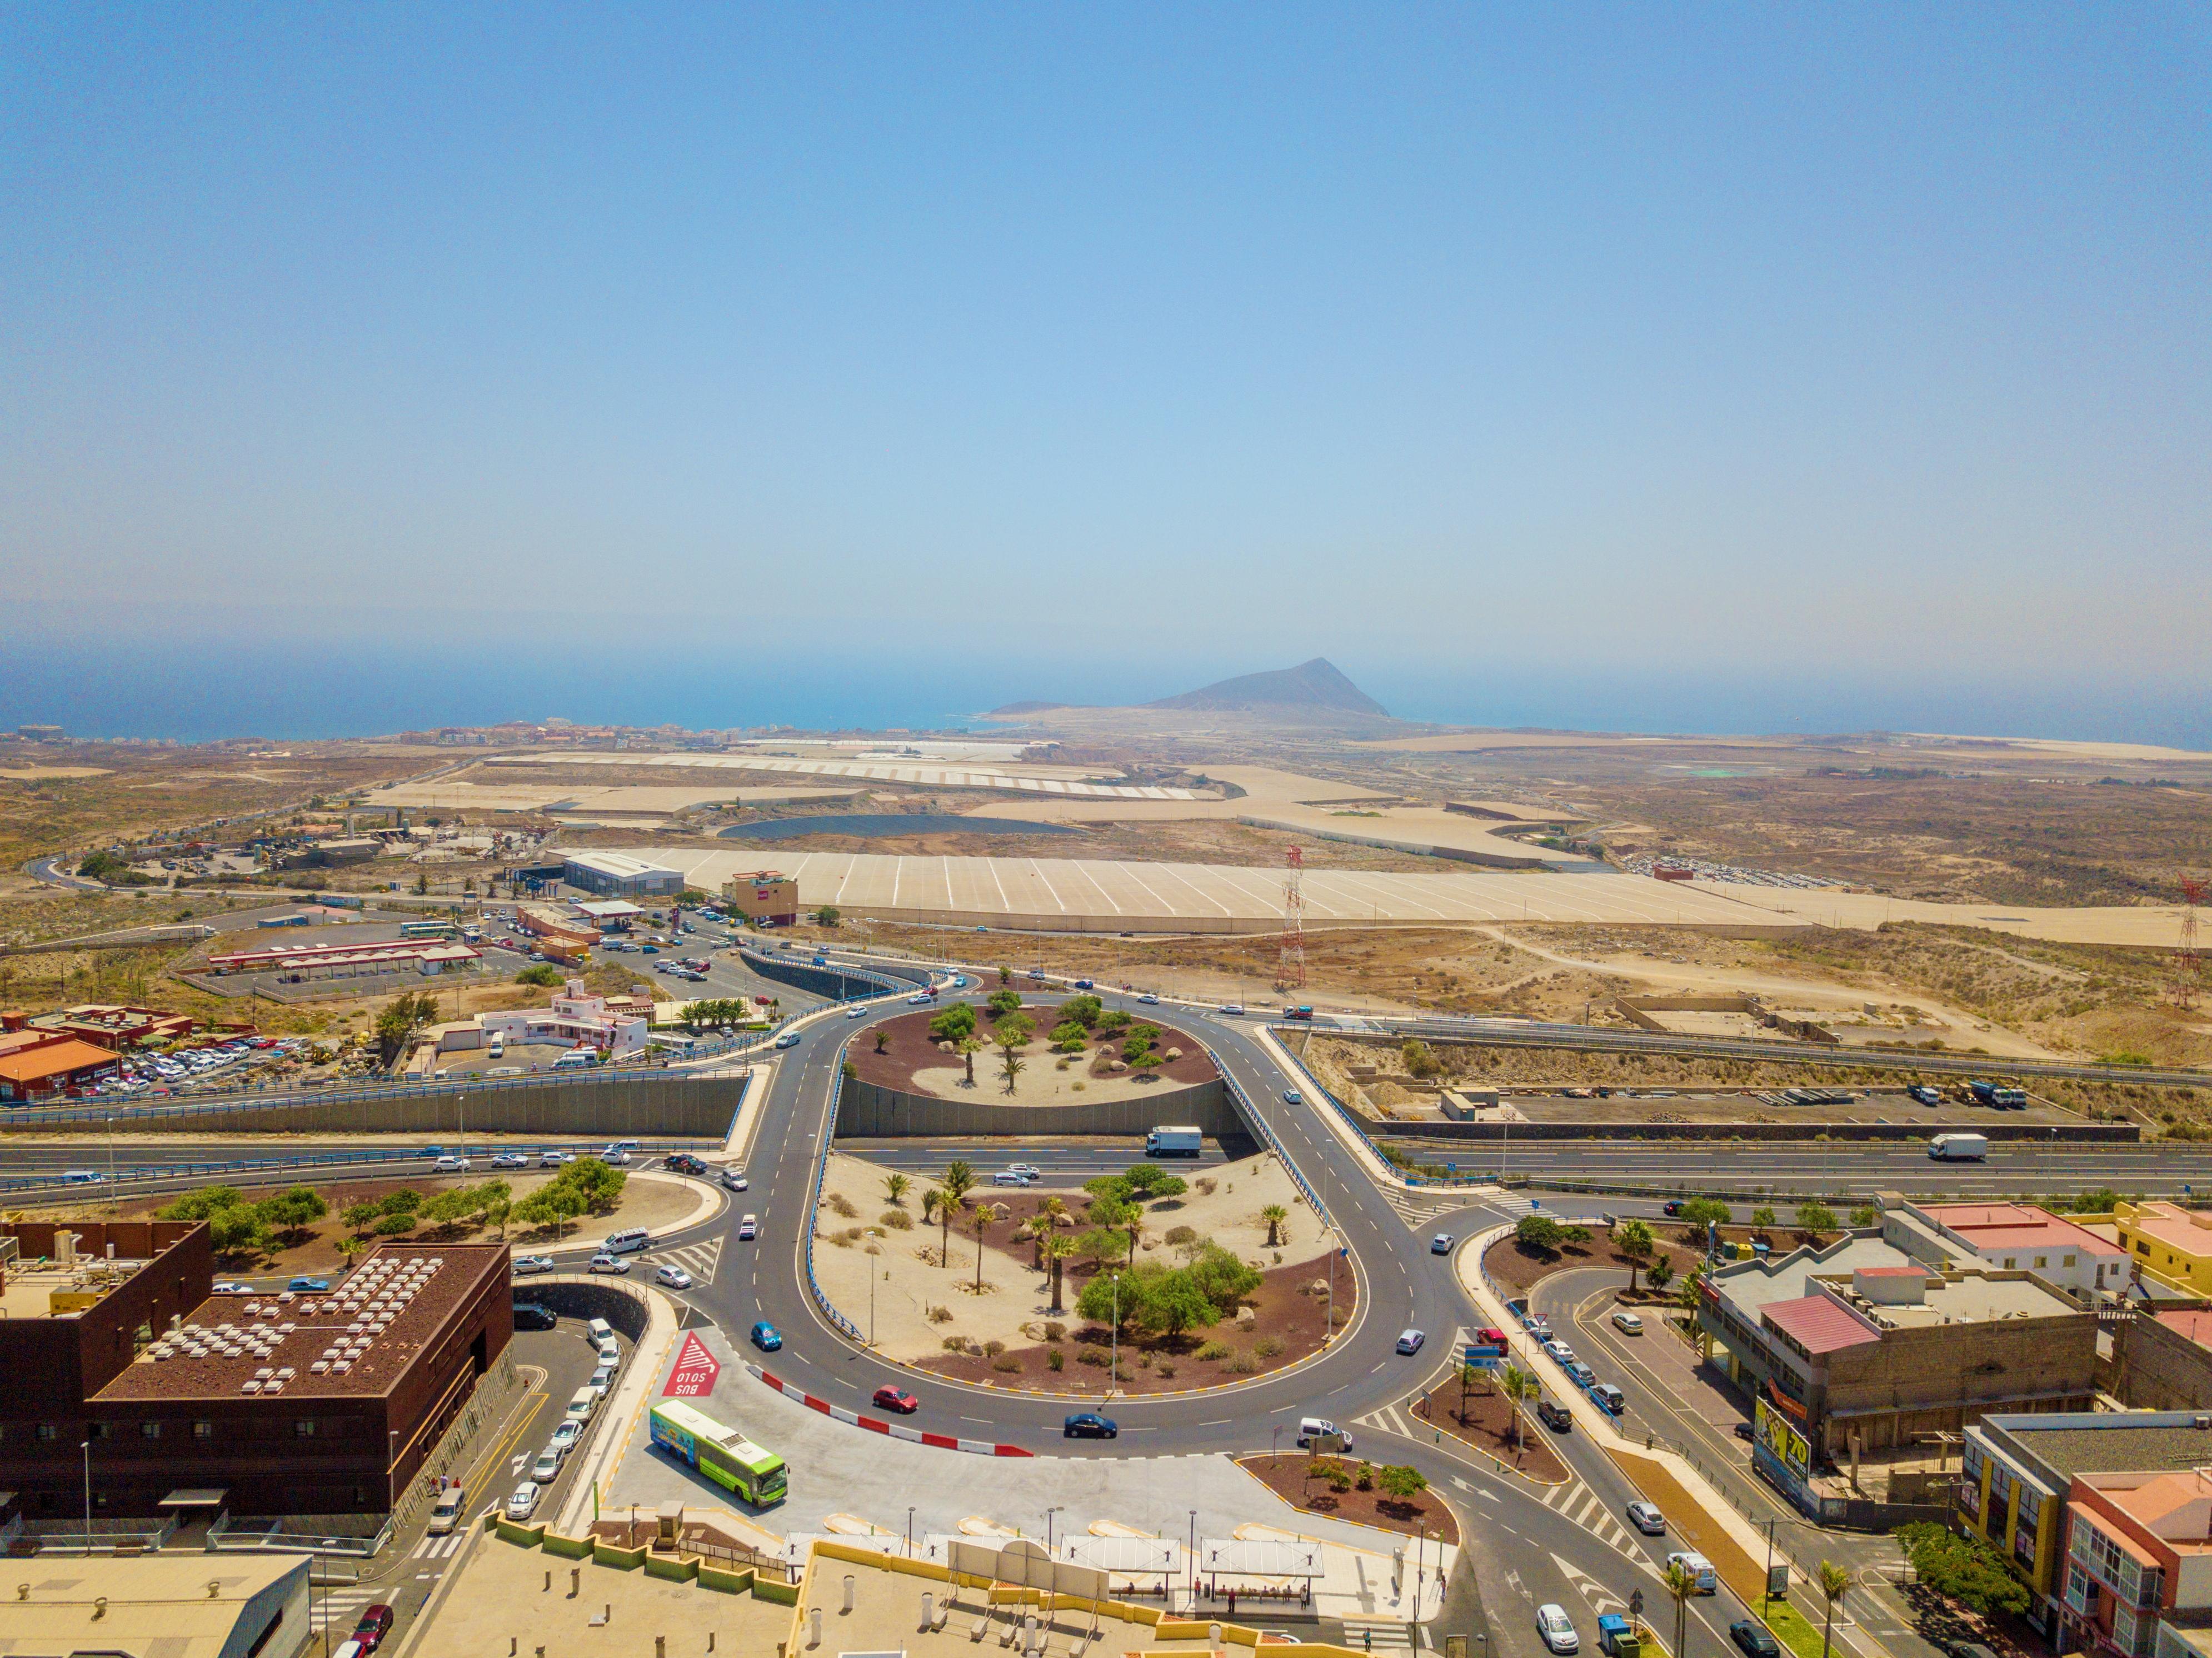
3,8,2206,738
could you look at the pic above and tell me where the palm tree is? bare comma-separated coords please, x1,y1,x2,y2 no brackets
956,1035,982,1085
1041,1233,1077,1314
997,1035,1026,1094
1665,1557,1698,1658
921,1187,942,1240
971,1201,1005,1292
1816,1560,1849,1658
938,1161,976,1264
1260,1203,1290,1247
1617,1218,1655,1293
883,1172,910,1207
1499,1365,1538,1448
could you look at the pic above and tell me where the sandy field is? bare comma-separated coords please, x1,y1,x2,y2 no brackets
811,1150,1330,1364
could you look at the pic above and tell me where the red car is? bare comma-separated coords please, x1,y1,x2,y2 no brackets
872,1386,920,1415
1476,1327,1510,1349
352,1606,395,1652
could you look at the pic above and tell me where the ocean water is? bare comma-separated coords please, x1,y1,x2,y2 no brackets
2,642,2206,752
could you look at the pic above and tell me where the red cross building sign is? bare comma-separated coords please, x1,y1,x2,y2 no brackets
663,1332,720,1398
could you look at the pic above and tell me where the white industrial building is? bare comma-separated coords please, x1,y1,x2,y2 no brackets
562,851,682,897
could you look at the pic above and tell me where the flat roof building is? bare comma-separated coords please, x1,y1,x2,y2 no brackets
206,938,482,979
563,850,682,897
0,1221,512,1519
0,1551,311,1658
0,1029,122,1101
721,870,798,926
1901,1200,2131,1298
2114,1203,2212,1296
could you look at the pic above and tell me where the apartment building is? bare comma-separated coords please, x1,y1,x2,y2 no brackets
2115,1205,2212,1296
1898,1201,2131,1297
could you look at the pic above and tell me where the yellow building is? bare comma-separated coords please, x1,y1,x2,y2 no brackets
2113,1201,2212,1293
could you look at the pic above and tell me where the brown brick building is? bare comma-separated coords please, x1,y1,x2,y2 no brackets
0,1221,511,1519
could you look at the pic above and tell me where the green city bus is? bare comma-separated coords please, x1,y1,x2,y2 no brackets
648,1400,788,1506
400,920,458,940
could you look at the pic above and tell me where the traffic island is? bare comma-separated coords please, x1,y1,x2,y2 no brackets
1409,1379,1569,1484
1232,1455,1460,1545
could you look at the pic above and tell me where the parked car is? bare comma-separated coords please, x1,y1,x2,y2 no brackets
1611,1310,1644,1334
1521,1312,1552,1339
1395,1329,1426,1356
1430,1234,1454,1255
550,1420,582,1454
655,1265,694,1290
506,1482,541,1520
1730,1623,1780,1658
287,1276,331,1292
513,1255,556,1276
1565,1362,1598,1389
1542,1340,1577,1365
350,1607,394,1653
1063,1412,1118,1440
1626,1501,1666,1536
1590,1383,1626,1414
1536,1604,1580,1655
750,1321,782,1351
872,1386,920,1415
587,1254,630,1275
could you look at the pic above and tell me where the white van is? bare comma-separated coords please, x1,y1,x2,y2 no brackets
586,1317,615,1345
1665,1552,1717,1595
603,1227,651,1255
62,1170,105,1185
552,1050,596,1071
564,1386,598,1426
1296,1416,1352,1451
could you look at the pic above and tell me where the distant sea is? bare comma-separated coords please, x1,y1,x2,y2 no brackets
2,643,2205,752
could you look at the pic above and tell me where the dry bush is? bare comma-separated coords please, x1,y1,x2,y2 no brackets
1254,1334,1286,1358
881,1208,913,1230
826,1192,857,1218
927,1304,953,1323
993,1355,1022,1372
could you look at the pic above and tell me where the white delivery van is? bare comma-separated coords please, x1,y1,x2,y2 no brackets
1145,1126,1204,1158
564,1386,598,1426
603,1227,651,1254
1665,1552,1717,1595
1930,1132,1989,1161
1296,1416,1352,1451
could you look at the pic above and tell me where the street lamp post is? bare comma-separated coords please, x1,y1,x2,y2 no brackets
1109,1275,1121,1394
1046,1507,1063,1552
906,1506,916,1559
1187,1509,1198,1610
81,1436,92,1547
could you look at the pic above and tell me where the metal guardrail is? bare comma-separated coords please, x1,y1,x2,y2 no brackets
807,1052,866,1344
0,1141,723,1196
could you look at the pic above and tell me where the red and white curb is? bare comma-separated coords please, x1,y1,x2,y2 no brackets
746,1362,1033,1457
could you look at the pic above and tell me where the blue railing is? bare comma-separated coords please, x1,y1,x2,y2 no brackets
1218,1067,1339,1238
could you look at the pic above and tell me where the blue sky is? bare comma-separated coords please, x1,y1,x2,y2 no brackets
2,7,2206,739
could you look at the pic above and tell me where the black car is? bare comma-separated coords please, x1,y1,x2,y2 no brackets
512,1301,557,1331
663,1153,707,1175
1729,1622,1780,1658
1535,1399,1572,1432
1063,1412,1119,1440
1733,1420,1756,1442
1662,1200,1685,1216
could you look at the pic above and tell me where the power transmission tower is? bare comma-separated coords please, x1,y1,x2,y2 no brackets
1278,846,1306,992
2180,876,2206,1011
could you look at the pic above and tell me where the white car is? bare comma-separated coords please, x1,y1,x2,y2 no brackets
491,1152,528,1170
992,1170,1034,1186
433,1155,471,1172
1136,993,1160,1005
549,1420,582,1454
531,1447,563,1483
588,1254,631,1275
738,1214,758,1241
655,1265,694,1289
720,1168,749,1191
1536,1604,1579,1655
599,1149,632,1166
506,1482,541,1519
539,1151,575,1167
845,1006,866,1018
512,1255,556,1276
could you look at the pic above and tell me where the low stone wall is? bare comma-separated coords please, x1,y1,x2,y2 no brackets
836,1075,1240,1139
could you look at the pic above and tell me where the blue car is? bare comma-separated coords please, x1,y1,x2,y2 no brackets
1063,1412,1117,1440
287,1276,331,1292
750,1321,782,1352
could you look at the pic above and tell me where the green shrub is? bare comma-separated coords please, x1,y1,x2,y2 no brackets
1195,1340,1232,1361
1046,1349,1065,1371
516,964,564,987
992,1355,1022,1372
1222,1348,1259,1374
1254,1334,1285,1359
1075,1345,1111,1367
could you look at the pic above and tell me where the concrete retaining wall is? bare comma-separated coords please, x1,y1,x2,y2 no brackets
14,1072,751,1137
836,1075,1239,1139
736,946,927,1002
520,1277,652,1341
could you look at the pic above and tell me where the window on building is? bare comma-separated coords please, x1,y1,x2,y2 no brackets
2065,1254,2078,1267
86,1422,108,1440
141,1421,161,1440
2004,1257,2017,1269
294,1420,316,1439
35,1424,58,1442
193,1421,213,1440
2139,1241,2152,1255
2035,1256,2048,1269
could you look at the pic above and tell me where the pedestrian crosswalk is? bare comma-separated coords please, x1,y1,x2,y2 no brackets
1356,1402,1425,1441
1338,1617,1414,1652
411,1530,468,1560
1537,1479,1642,1559
640,1237,723,1286
310,1587,382,1633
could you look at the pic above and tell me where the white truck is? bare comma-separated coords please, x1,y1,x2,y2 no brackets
1145,1126,1205,1158
1930,1132,1989,1161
